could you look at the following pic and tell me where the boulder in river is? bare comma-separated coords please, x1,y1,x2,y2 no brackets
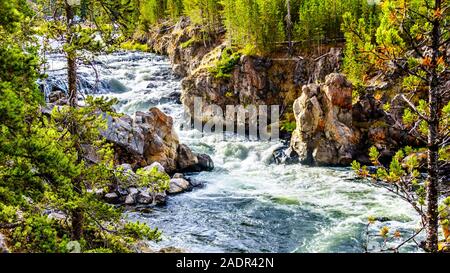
102,107,213,173
168,178,191,194
290,73,359,166
176,144,214,172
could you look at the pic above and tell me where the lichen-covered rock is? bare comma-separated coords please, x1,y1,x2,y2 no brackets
290,73,359,166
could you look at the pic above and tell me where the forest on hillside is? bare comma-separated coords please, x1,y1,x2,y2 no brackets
0,0,449,255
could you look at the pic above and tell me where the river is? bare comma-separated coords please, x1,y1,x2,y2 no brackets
43,51,421,253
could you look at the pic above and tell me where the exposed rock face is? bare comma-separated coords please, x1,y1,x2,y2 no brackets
102,107,213,173
177,144,214,172
103,107,179,172
180,50,343,129
146,19,342,133
290,73,359,166
147,17,222,77
351,92,423,165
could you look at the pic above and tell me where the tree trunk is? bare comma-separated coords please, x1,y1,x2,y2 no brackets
65,1,83,240
425,0,442,253
285,0,293,57
71,207,84,241
65,2,77,107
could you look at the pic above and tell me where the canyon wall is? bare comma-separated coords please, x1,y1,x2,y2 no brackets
145,18,418,166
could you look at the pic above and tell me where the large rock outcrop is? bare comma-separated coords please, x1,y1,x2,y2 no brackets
180,49,343,130
290,73,359,166
102,107,213,173
145,19,342,134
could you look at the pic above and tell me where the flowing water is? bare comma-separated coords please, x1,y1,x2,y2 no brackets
43,51,422,253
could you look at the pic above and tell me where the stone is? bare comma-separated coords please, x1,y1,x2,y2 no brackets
290,73,358,166
153,191,167,205
48,90,66,104
104,192,120,204
136,191,153,204
128,187,139,195
172,173,185,179
101,107,180,172
196,154,214,171
168,178,191,194
125,194,136,205
324,73,353,109
144,162,166,173
189,178,205,188
176,144,198,170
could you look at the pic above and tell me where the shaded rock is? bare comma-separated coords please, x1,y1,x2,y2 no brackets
195,154,214,172
177,144,198,170
104,192,120,204
272,146,299,165
188,178,205,188
128,187,139,195
153,192,167,205
117,187,129,197
136,191,153,204
168,178,191,194
125,187,139,205
48,90,66,104
172,173,185,179
176,144,214,172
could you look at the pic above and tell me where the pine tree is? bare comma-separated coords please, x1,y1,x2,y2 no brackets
351,0,449,252
1,0,167,253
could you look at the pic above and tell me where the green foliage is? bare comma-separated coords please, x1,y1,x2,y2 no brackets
221,0,285,52
121,40,149,52
135,167,170,190
209,48,241,79
183,0,222,30
0,0,165,253
140,0,168,27
122,221,162,241
180,37,200,48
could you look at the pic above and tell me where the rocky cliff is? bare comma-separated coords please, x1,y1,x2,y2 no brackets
145,18,421,167
145,18,343,133
290,73,359,165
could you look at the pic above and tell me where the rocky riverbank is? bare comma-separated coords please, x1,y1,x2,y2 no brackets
43,98,214,206
143,18,420,167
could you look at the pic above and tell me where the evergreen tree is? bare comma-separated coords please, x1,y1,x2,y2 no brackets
1,0,167,253
351,0,449,252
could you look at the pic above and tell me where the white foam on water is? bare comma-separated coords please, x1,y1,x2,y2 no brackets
45,50,422,253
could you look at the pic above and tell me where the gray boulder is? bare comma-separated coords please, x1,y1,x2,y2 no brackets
168,178,191,194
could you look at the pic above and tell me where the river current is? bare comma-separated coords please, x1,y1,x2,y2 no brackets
43,51,421,253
